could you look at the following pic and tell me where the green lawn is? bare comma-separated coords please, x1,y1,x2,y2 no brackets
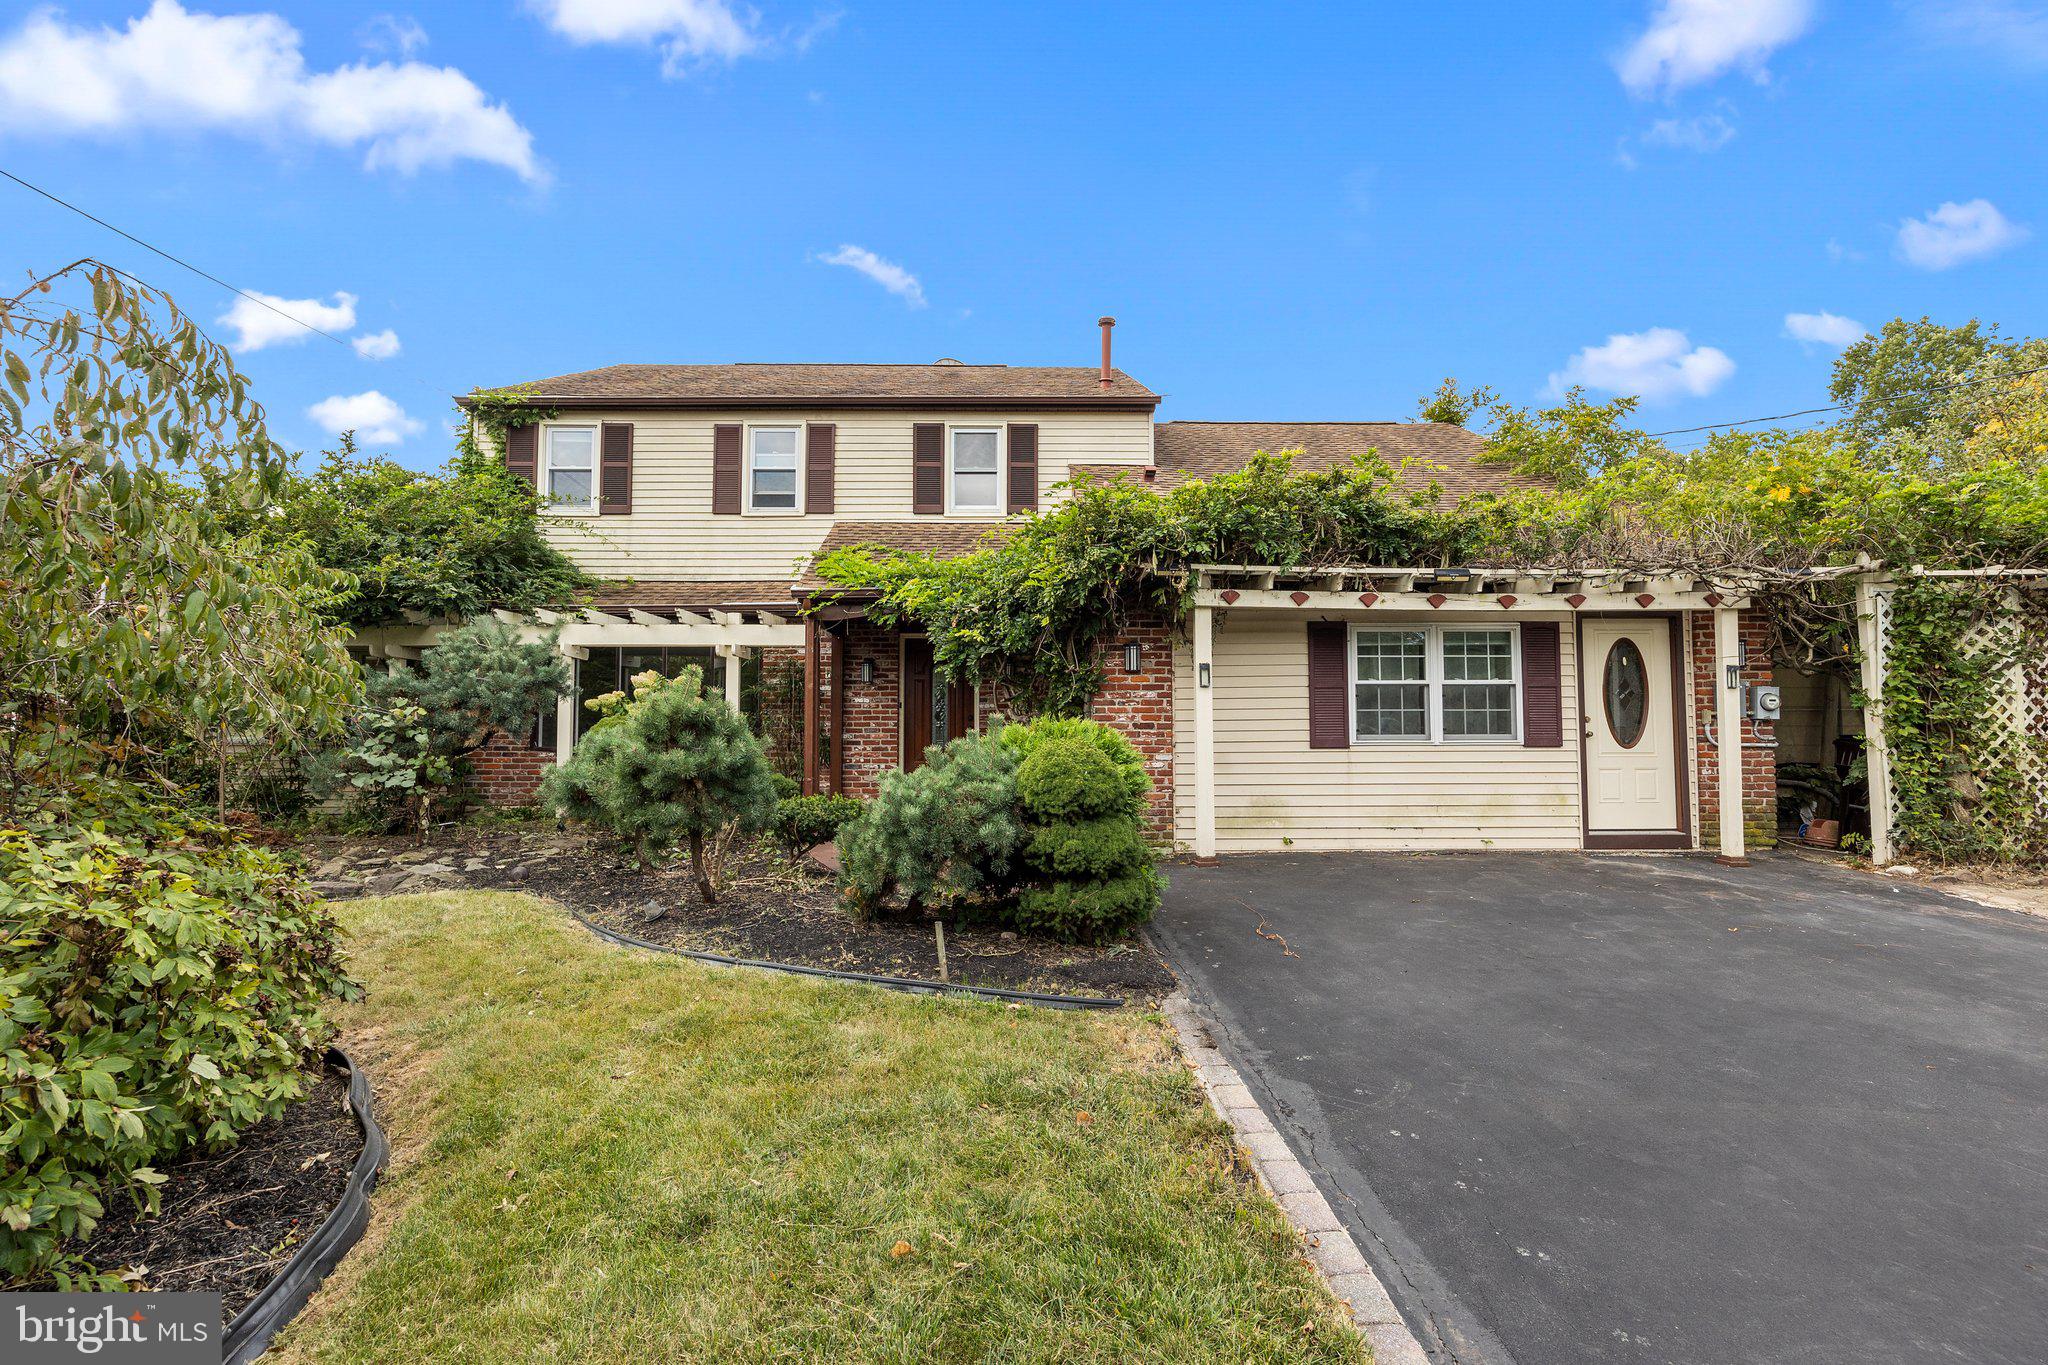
273,891,1364,1363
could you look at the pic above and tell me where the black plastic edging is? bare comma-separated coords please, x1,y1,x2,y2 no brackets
568,906,1124,1011
222,1046,389,1365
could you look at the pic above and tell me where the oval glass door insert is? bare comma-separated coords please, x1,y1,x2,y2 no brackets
1603,639,1648,748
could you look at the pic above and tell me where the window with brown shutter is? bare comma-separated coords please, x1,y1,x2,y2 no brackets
503,424,537,487
599,422,633,514
911,422,944,514
1520,621,1563,747
1307,621,1351,750
806,423,836,514
712,423,741,515
1007,422,1038,513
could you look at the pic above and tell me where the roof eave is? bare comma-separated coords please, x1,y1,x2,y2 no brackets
456,394,1159,412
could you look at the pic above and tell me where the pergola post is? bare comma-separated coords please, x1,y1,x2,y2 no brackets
1854,572,1896,865
1192,603,1217,863
717,643,743,712
829,629,846,795
801,615,820,796
1713,602,1748,865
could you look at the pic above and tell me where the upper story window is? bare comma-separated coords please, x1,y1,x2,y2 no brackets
746,426,802,513
948,427,1002,514
542,425,597,512
1352,625,1520,743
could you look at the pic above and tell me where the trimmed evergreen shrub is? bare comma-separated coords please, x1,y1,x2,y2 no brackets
836,732,1022,917
771,772,801,802
775,794,865,857
1015,737,1129,822
997,717,1148,818
540,666,779,906
0,780,358,1284
1015,867,1166,941
1023,815,1151,880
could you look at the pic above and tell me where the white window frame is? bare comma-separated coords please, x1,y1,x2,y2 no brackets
945,425,1006,516
1349,623,1522,745
743,423,805,516
539,423,599,515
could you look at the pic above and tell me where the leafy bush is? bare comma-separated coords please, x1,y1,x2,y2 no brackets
1015,867,1166,942
1015,737,1130,822
1011,734,1163,942
774,794,864,857
771,772,802,802
837,733,1022,917
541,667,779,906
0,782,358,1284
998,717,1149,819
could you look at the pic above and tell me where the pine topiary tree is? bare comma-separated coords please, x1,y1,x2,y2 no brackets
540,666,779,907
835,732,1022,917
1012,732,1163,942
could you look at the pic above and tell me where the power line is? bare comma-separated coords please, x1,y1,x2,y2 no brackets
0,165,462,408
1644,360,2048,440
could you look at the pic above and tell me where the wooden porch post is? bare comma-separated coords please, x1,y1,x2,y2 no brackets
721,644,743,712
802,616,820,796
1713,602,1748,865
829,627,846,795
1854,572,1896,865
1193,603,1217,863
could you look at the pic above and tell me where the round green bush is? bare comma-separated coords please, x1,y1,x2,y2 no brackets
774,793,865,856
1015,737,1128,822
0,781,359,1284
1023,815,1150,879
1014,866,1165,942
997,717,1148,818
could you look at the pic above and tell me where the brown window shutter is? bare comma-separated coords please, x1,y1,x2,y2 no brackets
912,422,944,514
1521,621,1563,747
806,423,836,514
1306,621,1351,750
503,424,537,487
598,422,633,514
712,423,741,515
1007,423,1038,513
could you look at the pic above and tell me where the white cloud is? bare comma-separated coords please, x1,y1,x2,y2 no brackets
1547,327,1735,402
1616,0,1815,96
0,1,542,182
359,13,428,58
218,290,358,352
308,390,423,444
1641,111,1736,152
352,328,402,360
1894,199,2031,270
530,0,758,72
1784,311,1866,348
816,244,927,308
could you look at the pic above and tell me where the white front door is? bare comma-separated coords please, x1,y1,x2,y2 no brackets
1583,620,1680,833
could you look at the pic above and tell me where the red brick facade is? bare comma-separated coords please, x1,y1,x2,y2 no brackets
1689,609,1779,850
468,728,553,807
1086,613,1176,837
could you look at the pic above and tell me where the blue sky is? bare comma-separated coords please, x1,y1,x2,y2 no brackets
1,0,2043,466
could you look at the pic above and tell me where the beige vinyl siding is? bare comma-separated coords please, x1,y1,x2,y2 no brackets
1173,611,1584,852
493,409,1151,581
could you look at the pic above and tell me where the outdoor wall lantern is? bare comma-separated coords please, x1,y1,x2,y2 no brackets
1123,641,1142,674
858,659,876,685
1198,662,1212,689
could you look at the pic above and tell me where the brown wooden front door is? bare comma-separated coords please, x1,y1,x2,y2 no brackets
901,638,973,770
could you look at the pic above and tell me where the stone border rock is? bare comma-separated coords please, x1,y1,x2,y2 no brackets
1163,992,1428,1365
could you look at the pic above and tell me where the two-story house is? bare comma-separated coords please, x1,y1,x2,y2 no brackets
364,320,1775,863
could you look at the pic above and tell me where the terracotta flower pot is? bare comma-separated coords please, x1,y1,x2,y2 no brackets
1805,818,1841,849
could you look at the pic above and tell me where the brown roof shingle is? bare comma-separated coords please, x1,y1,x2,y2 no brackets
794,521,1013,593
470,363,1158,409
1152,422,1540,498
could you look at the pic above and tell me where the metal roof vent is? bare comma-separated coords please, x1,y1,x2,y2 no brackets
934,357,964,365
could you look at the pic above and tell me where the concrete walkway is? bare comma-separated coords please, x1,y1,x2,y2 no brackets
1153,852,2048,1365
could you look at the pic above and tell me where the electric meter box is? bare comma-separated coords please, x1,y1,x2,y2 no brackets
1747,684,1783,721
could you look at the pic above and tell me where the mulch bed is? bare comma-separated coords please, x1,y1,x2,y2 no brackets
66,1064,362,1319
305,825,1178,1000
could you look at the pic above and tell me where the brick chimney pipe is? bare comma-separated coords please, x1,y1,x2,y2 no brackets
1098,316,1116,389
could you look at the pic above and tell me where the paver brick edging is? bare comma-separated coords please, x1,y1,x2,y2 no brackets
1162,992,1429,1365
223,1046,389,1365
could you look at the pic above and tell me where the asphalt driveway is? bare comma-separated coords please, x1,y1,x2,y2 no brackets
1153,853,2048,1365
